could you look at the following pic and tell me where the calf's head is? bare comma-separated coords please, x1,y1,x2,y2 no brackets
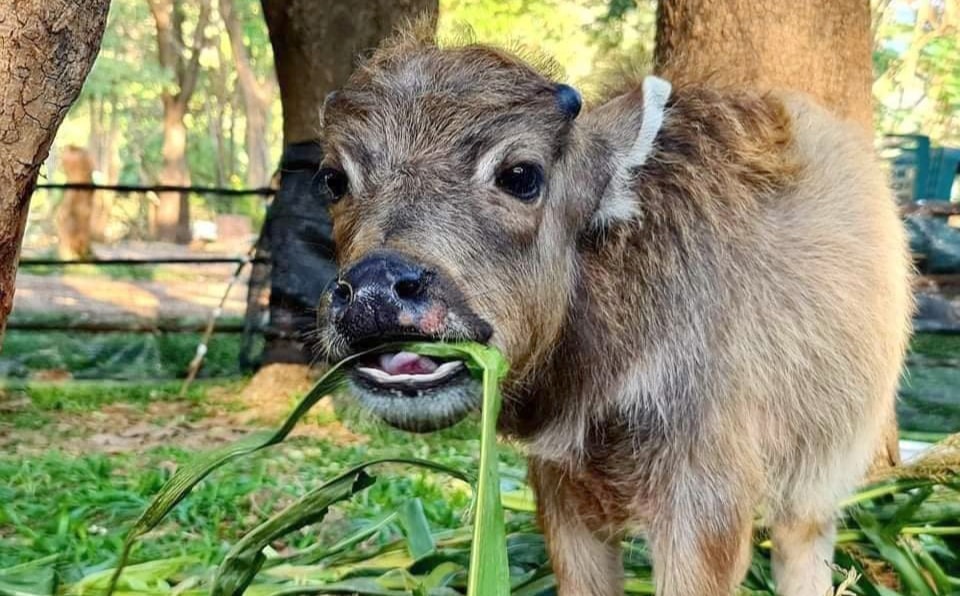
317,34,670,432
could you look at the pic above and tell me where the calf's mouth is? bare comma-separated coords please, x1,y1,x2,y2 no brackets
345,344,482,432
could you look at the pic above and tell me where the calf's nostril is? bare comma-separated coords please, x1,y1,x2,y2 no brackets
393,276,423,301
332,279,353,304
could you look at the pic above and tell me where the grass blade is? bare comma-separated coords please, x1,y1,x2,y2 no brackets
213,458,472,594
398,499,436,561
853,508,937,596
105,357,360,594
397,342,512,595
212,468,376,596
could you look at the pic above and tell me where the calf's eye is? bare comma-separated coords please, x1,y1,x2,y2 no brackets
495,162,543,202
318,167,349,202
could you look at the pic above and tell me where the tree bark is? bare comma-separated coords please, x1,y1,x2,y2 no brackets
148,0,211,244
0,0,109,345
655,0,898,467
261,0,437,145
57,145,96,259
255,0,437,365
88,96,120,241
220,0,273,188
655,0,873,130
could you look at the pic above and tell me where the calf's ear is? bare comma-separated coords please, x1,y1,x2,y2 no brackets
584,75,671,229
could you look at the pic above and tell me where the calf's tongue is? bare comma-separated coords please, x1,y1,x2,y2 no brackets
378,351,439,375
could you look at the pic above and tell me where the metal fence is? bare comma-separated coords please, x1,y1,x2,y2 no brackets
8,183,275,378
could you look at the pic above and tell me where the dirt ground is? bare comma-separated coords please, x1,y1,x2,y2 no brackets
0,367,365,458
13,241,253,321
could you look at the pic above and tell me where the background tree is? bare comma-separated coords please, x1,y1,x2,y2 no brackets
0,0,109,344
655,0,873,129
220,0,274,188
56,146,96,259
147,0,212,243
255,0,438,365
261,0,438,146
652,0,899,466
873,0,959,144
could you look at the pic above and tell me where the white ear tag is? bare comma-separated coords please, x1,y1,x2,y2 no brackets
627,75,672,168
592,75,672,227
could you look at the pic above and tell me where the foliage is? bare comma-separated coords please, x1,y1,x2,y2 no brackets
30,0,956,251
1,338,959,594
873,0,960,146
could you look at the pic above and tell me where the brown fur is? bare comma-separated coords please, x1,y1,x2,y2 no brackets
318,29,913,596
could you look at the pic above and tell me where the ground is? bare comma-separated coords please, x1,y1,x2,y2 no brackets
0,374,512,581
1,262,960,593
14,241,250,322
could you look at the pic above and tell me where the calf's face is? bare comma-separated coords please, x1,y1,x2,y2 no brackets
317,41,662,431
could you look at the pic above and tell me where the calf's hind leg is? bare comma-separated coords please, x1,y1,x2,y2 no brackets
771,515,836,596
649,477,755,596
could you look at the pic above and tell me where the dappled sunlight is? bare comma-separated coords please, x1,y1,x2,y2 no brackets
60,276,159,318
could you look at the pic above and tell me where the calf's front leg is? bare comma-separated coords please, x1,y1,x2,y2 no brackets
529,459,625,596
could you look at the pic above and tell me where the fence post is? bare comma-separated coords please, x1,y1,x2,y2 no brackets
258,140,337,365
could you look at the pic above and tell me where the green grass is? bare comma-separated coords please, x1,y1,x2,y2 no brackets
0,332,957,594
0,380,516,586
0,438,494,577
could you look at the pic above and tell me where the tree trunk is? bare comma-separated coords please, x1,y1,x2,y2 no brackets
155,97,192,243
255,0,437,366
220,0,273,188
148,0,210,244
655,0,898,467
89,96,120,241
0,0,109,344
262,0,438,145
655,0,873,130
57,145,96,259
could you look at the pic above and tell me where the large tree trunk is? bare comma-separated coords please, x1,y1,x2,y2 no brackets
0,0,109,345
262,0,438,144
148,0,210,244
655,0,873,130
655,0,898,467
256,0,437,365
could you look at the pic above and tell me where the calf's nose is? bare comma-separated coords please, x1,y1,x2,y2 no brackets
329,251,432,344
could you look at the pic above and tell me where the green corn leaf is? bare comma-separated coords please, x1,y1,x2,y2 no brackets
212,458,471,595
398,499,436,562
392,342,511,596
257,578,411,595
911,543,954,594
854,508,936,596
76,557,200,595
212,468,376,596
271,511,400,568
105,356,359,595
501,485,537,513
510,573,557,596
400,343,511,596
0,554,59,596
884,488,934,534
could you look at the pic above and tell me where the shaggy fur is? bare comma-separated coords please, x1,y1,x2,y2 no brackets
317,28,913,596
